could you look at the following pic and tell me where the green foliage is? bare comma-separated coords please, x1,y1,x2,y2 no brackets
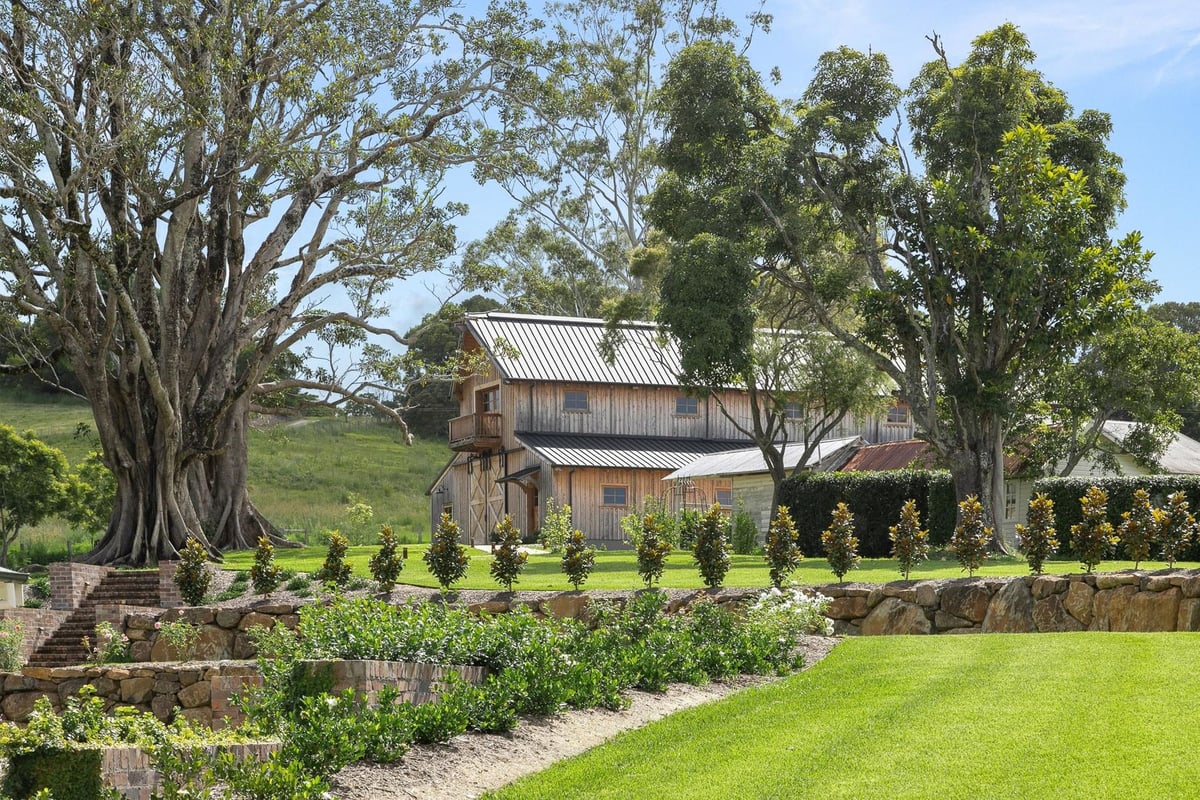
315,530,352,586
730,502,758,555
889,499,929,580
174,536,212,606
490,515,528,592
747,585,834,638
677,509,702,550
3,747,102,800
1156,492,1196,568
424,513,471,592
368,524,405,591
951,496,992,576
61,450,115,539
821,503,860,582
1117,489,1156,568
779,470,957,556
1016,493,1060,575
0,424,70,566
1032,476,1200,561
83,621,129,665
24,574,50,608
154,616,200,662
1070,486,1119,574
691,505,732,588
0,619,22,672
250,535,283,595
538,498,573,553
560,529,595,590
764,506,803,588
632,512,672,588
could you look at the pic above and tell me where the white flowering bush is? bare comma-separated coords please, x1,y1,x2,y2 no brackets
747,585,834,637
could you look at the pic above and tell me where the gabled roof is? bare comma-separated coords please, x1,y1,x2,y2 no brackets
516,432,748,471
1102,420,1200,475
463,312,683,386
664,436,865,480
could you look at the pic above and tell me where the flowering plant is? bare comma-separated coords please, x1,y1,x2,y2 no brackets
84,620,130,664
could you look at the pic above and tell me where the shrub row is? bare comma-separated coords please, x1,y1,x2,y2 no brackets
1032,476,1200,561
779,469,957,557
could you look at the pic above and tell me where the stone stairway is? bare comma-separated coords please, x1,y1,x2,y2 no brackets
27,570,163,668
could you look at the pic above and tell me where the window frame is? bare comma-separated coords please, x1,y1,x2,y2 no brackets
674,395,699,416
886,404,911,425
563,390,590,412
601,485,628,508
714,488,734,508
784,401,803,420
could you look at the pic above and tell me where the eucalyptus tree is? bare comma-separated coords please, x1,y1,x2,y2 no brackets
0,0,547,564
650,25,1155,540
469,0,769,325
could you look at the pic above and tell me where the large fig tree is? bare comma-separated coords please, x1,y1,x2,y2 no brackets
0,0,544,564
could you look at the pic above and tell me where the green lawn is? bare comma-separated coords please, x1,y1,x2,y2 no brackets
488,633,1200,799
220,544,1199,591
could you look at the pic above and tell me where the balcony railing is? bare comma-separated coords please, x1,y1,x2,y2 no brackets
448,412,502,452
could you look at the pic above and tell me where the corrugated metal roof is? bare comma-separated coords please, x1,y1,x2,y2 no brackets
464,312,684,386
839,439,935,472
1103,420,1200,475
664,436,865,480
516,432,748,470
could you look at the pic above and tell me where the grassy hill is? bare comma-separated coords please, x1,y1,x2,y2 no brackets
0,384,449,556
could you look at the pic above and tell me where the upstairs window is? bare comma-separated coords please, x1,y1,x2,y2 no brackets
675,395,699,415
784,401,803,419
602,485,628,507
564,390,590,412
479,387,499,412
886,404,911,425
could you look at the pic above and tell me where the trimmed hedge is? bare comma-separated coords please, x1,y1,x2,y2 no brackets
1032,476,1200,561
4,748,103,800
779,470,957,558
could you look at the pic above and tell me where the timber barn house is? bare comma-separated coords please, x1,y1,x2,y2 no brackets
427,312,915,545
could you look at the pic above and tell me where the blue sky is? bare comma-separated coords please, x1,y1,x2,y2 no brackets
388,0,1199,334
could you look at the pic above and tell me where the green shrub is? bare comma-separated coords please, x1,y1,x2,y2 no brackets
1070,486,1118,574
821,502,860,582
692,504,732,588
677,509,702,550
764,506,802,588
174,536,212,606
3,747,103,800
490,515,528,592
83,621,129,665
560,529,595,590
631,511,672,588
780,469,957,556
368,524,405,591
315,530,352,586
1016,493,1059,575
0,619,23,672
1033,475,1200,560
889,499,929,580
285,574,311,592
730,502,758,555
154,616,200,661
250,535,283,595
1156,491,1196,568
538,498,572,553
951,496,991,576
424,513,471,592
1118,488,1156,568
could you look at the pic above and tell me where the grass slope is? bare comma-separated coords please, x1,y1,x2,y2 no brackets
221,543,1198,591
489,634,1200,799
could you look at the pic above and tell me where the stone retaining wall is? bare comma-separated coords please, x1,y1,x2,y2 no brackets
0,658,485,728
819,569,1200,635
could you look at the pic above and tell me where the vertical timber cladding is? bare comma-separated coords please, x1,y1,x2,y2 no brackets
466,452,506,545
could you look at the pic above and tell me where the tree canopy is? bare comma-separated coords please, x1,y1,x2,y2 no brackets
0,425,69,566
0,0,547,564
650,25,1155,540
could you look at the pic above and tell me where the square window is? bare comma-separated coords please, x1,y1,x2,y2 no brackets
784,401,802,419
602,486,628,507
564,390,589,411
887,404,910,425
715,489,734,507
480,388,499,412
675,395,699,415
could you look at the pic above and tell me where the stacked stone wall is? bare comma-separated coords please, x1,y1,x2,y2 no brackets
819,569,1200,636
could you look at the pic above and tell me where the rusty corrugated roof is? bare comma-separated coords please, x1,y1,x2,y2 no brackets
516,432,748,470
464,312,683,386
839,439,936,472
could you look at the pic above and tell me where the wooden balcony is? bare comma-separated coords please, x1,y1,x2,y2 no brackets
448,412,502,452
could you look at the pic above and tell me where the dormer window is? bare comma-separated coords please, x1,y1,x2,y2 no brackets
564,390,589,412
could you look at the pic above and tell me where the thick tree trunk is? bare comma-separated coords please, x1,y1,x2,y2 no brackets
944,418,1009,554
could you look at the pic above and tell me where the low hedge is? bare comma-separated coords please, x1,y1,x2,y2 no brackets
779,469,957,558
1032,475,1200,561
3,748,103,800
